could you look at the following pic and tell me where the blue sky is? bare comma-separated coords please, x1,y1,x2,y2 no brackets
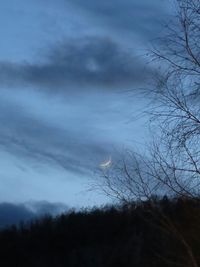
0,0,171,217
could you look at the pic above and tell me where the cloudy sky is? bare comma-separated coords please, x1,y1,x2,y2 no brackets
0,0,172,222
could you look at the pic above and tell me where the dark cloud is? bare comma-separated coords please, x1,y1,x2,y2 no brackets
0,202,68,228
67,0,169,38
0,37,151,91
0,101,112,175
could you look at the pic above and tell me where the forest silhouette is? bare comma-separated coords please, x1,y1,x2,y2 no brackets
0,196,199,267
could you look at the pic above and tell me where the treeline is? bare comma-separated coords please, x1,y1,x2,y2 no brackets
0,197,199,267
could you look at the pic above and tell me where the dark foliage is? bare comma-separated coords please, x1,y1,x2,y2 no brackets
0,197,199,267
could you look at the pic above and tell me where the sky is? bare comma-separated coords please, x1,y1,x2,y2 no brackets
0,0,172,224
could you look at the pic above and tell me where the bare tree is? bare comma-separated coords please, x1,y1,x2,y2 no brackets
94,150,162,203
93,4,200,266
95,0,200,202
147,0,200,198
94,3,200,264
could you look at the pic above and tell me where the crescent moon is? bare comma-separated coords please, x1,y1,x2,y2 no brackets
99,157,112,168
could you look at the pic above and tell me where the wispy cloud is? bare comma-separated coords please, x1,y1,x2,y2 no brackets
0,0,169,205
67,0,169,39
0,90,125,176
0,37,152,92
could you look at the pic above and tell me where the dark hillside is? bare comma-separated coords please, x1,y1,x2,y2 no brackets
0,197,199,267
